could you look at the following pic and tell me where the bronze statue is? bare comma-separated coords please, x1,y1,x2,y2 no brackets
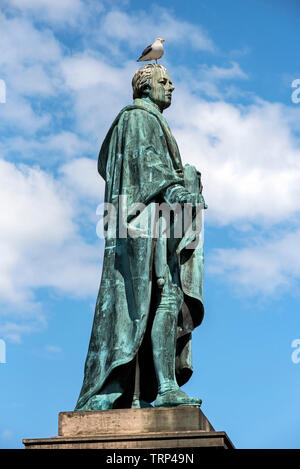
75,64,206,411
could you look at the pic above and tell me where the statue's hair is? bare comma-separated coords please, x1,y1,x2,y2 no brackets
132,64,168,99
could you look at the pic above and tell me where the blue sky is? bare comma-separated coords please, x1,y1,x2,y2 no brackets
1,0,300,449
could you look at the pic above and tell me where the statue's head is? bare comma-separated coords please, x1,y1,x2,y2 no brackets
132,64,175,111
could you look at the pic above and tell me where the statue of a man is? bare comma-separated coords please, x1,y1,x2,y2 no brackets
75,64,206,411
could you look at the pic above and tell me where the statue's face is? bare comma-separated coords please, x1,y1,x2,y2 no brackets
147,68,175,111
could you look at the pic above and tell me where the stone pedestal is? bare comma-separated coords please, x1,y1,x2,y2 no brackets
23,406,234,449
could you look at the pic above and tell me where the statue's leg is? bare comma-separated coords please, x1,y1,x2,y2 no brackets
131,354,153,408
151,279,202,407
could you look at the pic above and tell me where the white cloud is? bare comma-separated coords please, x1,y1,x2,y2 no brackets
0,95,50,134
0,160,74,247
0,13,61,67
0,158,101,320
6,64,55,97
31,240,101,296
61,55,134,91
60,157,104,200
169,61,249,99
61,53,135,135
45,345,62,353
208,229,300,295
100,9,215,52
0,13,63,132
43,132,94,160
199,62,248,81
0,321,43,344
7,0,84,23
0,132,94,164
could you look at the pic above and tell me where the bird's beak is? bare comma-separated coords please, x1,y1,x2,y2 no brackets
160,39,165,43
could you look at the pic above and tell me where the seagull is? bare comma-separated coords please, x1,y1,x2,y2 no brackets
137,38,165,63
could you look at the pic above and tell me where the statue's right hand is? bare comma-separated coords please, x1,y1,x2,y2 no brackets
179,191,207,208
163,184,207,208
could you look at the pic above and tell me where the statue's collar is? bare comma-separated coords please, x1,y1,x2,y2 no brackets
133,98,162,115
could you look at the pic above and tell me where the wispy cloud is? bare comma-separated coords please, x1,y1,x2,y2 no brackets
4,0,85,24
199,62,248,81
208,228,300,295
100,8,215,52
0,132,95,165
45,344,62,354
0,321,44,343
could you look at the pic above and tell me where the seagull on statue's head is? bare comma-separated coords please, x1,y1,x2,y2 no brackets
137,38,165,63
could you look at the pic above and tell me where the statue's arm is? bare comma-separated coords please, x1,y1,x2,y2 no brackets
163,183,207,208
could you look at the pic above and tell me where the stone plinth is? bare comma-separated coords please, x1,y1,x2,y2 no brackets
23,406,234,449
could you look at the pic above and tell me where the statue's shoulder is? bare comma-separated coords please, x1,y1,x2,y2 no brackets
98,104,163,178
118,103,159,120
108,104,161,134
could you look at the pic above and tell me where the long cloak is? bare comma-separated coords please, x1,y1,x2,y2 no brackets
75,98,204,410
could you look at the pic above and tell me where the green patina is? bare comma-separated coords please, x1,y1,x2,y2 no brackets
75,64,206,411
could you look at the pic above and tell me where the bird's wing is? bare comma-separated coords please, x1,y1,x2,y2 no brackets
139,44,153,58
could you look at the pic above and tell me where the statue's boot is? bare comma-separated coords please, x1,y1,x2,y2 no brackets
151,281,202,408
131,398,153,408
154,388,202,407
